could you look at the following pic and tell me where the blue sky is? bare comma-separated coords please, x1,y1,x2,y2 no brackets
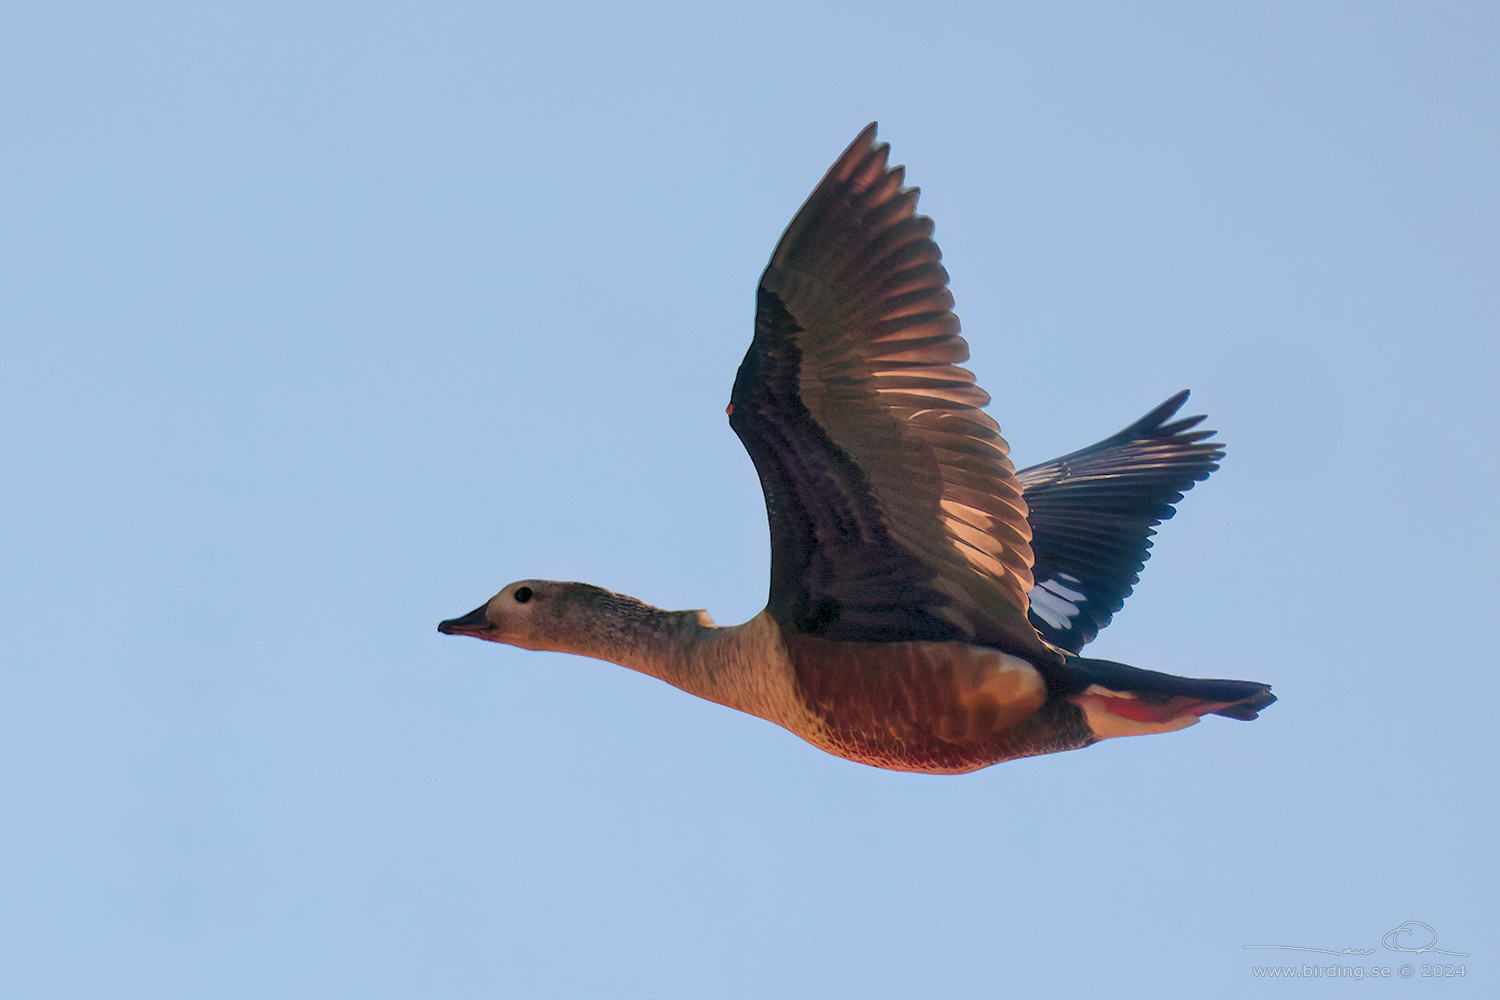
3,1,1495,996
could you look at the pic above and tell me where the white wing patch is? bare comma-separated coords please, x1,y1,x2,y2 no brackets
1028,573,1086,631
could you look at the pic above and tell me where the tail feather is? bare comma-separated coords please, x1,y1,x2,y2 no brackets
1064,654,1276,721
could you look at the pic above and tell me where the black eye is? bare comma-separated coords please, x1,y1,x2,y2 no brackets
514,586,533,604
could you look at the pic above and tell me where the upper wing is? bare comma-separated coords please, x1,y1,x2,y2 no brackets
728,124,1056,663
1018,391,1224,653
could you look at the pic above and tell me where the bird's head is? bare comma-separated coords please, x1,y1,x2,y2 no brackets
437,579,558,650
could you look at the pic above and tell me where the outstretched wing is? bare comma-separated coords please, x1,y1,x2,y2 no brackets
1018,391,1224,653
728,124,1056,663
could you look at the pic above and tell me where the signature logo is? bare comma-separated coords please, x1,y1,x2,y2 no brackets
1244,920,1468,958
1380,921,1467,957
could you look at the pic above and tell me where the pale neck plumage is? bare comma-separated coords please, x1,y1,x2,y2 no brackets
541,589,794,723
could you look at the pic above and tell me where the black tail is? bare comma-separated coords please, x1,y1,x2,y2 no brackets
1063,654,1276,721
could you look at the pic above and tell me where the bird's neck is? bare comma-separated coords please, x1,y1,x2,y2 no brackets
558,597,795,723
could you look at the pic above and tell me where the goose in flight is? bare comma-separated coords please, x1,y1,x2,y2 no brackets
439,124,1274,773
